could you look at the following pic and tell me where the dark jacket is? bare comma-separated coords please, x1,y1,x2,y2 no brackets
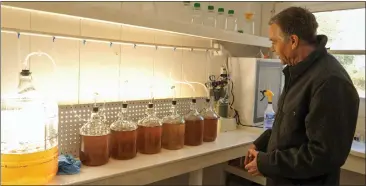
253,35,360,186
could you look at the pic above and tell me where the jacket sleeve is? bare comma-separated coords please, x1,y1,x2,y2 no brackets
253,129,272,152
256,76,360,179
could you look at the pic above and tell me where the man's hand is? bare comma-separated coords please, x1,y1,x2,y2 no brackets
245,149,263,177
244,144,256,166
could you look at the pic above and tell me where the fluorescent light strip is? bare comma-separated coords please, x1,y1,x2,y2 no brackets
1,28,219,52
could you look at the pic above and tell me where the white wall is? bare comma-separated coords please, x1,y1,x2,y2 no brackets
1,2,264,105
0,5,216,104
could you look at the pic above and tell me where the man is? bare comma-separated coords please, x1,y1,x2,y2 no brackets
244,7,360,186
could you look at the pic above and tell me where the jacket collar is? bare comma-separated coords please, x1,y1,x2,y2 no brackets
283,35,328,79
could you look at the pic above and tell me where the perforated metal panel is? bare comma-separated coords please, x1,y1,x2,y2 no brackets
58,97,205,157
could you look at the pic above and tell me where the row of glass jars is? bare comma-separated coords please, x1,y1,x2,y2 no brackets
79,98,219,166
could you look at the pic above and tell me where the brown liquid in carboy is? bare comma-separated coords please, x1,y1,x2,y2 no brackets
79,135,110,166
184,119,204,146
110,130,137,160
203,118,218,142
162,123,185,150
137,125,162,154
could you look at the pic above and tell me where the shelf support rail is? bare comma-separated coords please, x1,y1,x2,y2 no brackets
1,27,220,52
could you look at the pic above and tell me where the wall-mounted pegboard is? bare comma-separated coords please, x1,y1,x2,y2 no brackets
58,97,206,157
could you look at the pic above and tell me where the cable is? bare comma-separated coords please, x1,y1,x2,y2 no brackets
227,59,263,129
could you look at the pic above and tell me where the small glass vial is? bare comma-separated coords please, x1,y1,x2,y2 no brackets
162,100,185,150
79,106,110,166
225,10,237,31
184,99,204,146
204,5,216,27
110,103,137,160
201,98,219,142
216,8,226,29
191,3,203,25
137,103,162,154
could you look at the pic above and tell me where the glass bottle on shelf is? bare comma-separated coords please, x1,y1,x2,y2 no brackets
110,102,137,160
191,3,203,25
181,1,193,23
79,101,110,166
162,100,185,150
201,98,219,142
184,98,204,146
225,10,237,31
1,68,58,185
137,103,162,154
216,7,226,29
244,12,255,35
204,5,216,27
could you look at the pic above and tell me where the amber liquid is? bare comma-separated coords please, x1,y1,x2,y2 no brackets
80,135,110,166
184,119,204,146
162,123,185,150
203,118,218,142
1,146,58,185
137,125,162,154
110,130,137,160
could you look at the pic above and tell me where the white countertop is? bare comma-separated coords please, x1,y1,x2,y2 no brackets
350,140,365,158
49,129,259,185
239,126,365,158
49,127,365,185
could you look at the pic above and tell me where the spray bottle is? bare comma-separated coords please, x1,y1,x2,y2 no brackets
260,90,275,130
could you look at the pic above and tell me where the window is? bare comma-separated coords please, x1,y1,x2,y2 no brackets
314,8,365,97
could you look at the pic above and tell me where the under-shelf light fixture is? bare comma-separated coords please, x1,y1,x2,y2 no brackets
1,27,219,52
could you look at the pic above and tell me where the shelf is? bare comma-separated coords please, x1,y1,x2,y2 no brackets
2,2,271,48
224,164,266,185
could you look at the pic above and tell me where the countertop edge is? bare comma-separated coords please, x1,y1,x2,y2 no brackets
50,129,257,185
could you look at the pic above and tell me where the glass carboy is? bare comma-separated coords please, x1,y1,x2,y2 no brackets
79,105,110,166
162,100,185,150
1,69,59,185
110,103,137,160
201,98,219,142
137,103,162,154
184,99,204,146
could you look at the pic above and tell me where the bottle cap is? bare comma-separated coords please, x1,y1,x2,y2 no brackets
192,99,196,103
208,5,214,10
194,3,200,8
218,8,224,13
228,10,235,14
20,69,31,76
122,103,128,108
172,100,177,105
148,103,154,108
92,106,99,112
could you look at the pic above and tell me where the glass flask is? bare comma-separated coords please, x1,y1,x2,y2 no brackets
1,69,59,185
184,99,204,146
137,103,162,154
79,106,110,166
201,98,219,142
110,103,137,160
162,100,185,150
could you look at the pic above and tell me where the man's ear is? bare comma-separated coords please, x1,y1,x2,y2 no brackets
290,35,299,50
